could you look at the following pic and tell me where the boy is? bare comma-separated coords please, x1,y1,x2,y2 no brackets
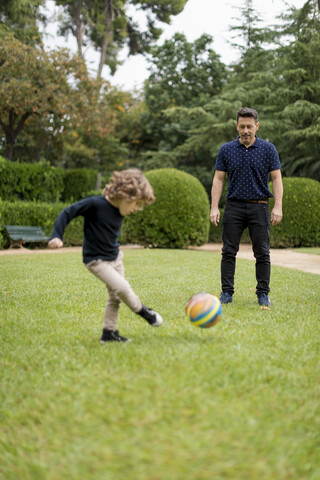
49,168,163,342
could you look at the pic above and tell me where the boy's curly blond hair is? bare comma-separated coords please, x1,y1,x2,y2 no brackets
103,169,155,205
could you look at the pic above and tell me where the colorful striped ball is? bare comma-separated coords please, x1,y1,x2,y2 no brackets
186,293,222,328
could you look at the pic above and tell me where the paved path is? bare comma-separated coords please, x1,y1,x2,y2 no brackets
191,244,320,275
1,244,319,275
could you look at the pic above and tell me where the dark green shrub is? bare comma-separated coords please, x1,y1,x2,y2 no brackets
0,157,64,202
0,157,98,203
61,169,98,202
0,201,83,249
269,177,320,248
0,198,3,247
208,177,320,248
121,168,210,248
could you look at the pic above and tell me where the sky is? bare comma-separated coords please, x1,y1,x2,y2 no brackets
41,0,307,91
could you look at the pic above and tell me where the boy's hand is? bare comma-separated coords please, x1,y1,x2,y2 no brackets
48,238,63,249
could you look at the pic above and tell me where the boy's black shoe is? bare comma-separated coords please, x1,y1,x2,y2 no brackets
138,304,163,326
100,329,130,343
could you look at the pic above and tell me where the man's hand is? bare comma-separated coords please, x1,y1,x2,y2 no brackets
48,238,63,249
270,169,283,226
210,207,220,227
271,207,283,226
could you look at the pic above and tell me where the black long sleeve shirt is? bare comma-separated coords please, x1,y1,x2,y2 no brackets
50,196,123,263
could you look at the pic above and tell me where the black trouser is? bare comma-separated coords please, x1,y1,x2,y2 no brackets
221,199,271,296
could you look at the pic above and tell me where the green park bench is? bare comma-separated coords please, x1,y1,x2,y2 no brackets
5,225,48,249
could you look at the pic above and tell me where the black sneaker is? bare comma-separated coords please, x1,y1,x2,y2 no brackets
138,304,163,326
100,329,130,343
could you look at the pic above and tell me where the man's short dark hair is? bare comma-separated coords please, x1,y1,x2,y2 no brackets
236,107,258,123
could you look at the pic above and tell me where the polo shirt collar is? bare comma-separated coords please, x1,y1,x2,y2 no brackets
236,135,261,148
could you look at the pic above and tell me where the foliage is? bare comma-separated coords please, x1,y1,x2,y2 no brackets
59,85,131,171
121,168,210,248
142,33,226,148
0,35,87,160
0,157,97,203
272,0,320,180
158,0,320,181
269,177,320,247
128,33,227,184
208,177,320,247
1,249,320,479
0,0,45,45
1,0,319,186
146,33,227,110
0,35,133,169
0,156,64,202
0,197,2,247
61,168,99,202
54,0,188,77
0,201,83,249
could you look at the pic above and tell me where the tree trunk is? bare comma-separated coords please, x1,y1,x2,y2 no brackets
0,110,31,160
3,142,14,161
96,171,103,190
97,0,113,78
74,0,84,59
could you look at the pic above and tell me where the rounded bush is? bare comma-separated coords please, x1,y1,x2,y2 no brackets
121,168,210,248
269,177,320,248
209,177,320,248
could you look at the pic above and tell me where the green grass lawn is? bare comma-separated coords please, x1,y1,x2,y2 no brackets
1,249,319,480
291,247,320,255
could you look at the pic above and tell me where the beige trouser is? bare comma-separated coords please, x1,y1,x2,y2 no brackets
86,251,142,330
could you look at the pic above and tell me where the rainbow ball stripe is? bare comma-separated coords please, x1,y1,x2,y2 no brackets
186,293,222,328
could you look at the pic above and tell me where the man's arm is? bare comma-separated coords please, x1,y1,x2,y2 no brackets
210,170,226,226
270,169,283,226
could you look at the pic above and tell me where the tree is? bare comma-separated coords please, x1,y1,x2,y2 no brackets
0,0,45,45
151,0,320,182
228,0,272,52
0,35,85,160
54,0,188,77
146,33,227,109
59,84,131,177
269,0,320,179
129,32,227,178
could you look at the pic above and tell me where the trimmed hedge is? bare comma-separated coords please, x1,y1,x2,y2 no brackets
208,177,320,247
0,201,83,249
121,168,210,248
0,156,98,202
269,177,320,248
0,198,3,247
61,169,99,202
1,177,318,250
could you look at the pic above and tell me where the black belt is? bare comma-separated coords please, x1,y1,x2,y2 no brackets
229,198,269,205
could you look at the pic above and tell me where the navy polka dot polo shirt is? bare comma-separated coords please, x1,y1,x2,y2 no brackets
215,136,281,200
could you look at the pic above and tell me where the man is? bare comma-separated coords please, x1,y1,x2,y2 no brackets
210,107,283,306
